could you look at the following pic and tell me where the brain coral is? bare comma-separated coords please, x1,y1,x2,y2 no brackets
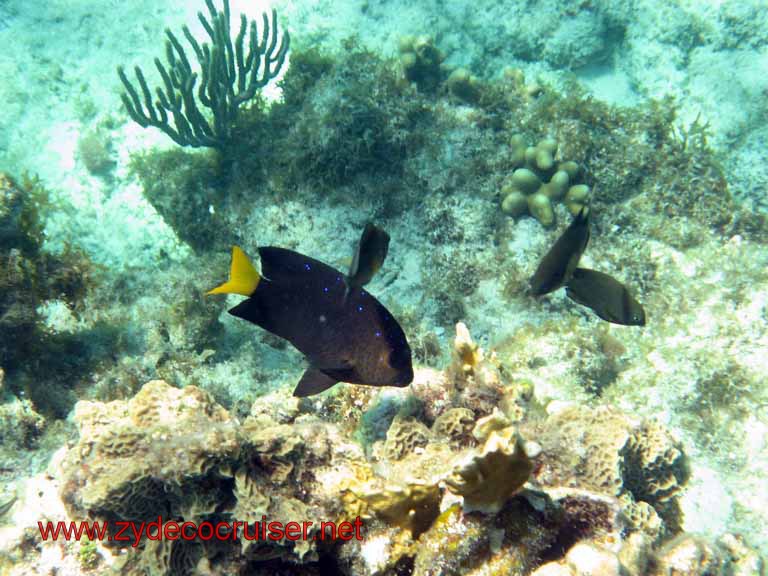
62,380,240,530
529,404,689,540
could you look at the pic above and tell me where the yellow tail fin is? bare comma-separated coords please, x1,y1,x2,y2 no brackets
206,246,261,296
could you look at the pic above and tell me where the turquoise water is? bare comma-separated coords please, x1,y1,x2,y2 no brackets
0,0,767,574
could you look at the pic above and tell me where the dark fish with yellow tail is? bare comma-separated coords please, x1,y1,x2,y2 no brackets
530,206,590,296
207,245,413,397
345,222,390,299
566,268,646,326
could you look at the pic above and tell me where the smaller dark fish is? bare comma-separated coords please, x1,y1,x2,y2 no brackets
530,206,590,296
345,222,390,298
566,268,646,326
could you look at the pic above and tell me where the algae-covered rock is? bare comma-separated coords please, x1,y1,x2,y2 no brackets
355,480,442,538
0,397,45,450
412,497,558,576
653,534,727,576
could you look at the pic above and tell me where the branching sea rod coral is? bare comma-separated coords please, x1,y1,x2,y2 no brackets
117,0,289,148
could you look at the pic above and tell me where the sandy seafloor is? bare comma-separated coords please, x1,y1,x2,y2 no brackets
0,0,767,573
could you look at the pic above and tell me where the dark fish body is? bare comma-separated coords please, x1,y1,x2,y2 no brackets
566,268,646,326
347,222,390,292
228,247,413,396
530,207,590,296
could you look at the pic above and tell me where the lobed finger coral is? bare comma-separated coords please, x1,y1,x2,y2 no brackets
500,135,589,227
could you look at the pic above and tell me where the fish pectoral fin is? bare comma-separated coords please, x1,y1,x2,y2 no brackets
565,284,589,307
293,368,339,397
320,365,360,383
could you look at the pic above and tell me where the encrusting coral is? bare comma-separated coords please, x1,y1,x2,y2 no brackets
500,134,589,227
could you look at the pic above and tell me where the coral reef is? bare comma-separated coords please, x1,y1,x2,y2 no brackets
49,324,756,576
2,1,768,573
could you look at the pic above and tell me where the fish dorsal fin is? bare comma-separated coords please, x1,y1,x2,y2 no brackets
293,368,339,397
258,247,339,284
206,246,261,296
348,237,362,278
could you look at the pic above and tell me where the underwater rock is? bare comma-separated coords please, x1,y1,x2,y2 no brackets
411,339,503,425
411,501,553,576
646,532,766,576
533,539,626,576
0,396,45,450
409,367,451,423
654,534,728,576
617,532,653,576
355,480,442,539
718,533,766,576
445,67,482,103
78,128,115,177
566,542,622,576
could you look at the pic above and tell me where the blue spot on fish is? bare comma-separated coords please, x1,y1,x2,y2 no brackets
357,305,363,312
304,263,311,271
323,286,329,293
